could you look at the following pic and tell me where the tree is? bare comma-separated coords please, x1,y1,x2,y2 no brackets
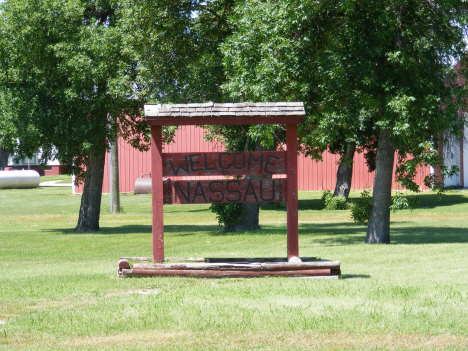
123,0,368,230
332,143,356,200
0,0,147,231
0,91,13,170
326,0,468,243
221,0,468,243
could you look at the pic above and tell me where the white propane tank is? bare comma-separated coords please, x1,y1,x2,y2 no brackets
0,170,41,189
134,173,153,194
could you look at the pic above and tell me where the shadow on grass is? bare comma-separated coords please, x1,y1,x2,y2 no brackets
415,193,468,209
210,221,468,245
261,193,468,212
341,274,371,279
208,223,364,245
51,220,468,245
300,223,468,245
390,226,468,244
260,198,323,212
51,224,221,236
298,198,324,211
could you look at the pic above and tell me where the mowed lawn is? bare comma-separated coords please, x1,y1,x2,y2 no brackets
1,182,468,350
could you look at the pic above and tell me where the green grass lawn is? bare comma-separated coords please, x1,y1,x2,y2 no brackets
1,186,468,350
40,175,73,183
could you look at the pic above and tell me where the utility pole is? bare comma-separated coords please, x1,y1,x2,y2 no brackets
110,133,120,213
108,114,120,213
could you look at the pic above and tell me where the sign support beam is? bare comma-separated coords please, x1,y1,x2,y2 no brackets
151,125,164,262
286,124,299,260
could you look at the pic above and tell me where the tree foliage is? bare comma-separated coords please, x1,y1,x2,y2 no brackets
119,0,235,104
221,0,373,156
0,0,149,177
326,0,468,185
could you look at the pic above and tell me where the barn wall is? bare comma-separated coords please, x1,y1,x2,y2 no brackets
74,125,431,194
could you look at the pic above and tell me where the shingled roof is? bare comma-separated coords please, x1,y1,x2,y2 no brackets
145,102,305,117
144,102,305,126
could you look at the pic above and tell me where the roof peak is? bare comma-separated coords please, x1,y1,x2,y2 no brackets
145,102,305,119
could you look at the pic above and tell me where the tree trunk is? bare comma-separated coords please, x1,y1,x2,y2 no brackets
366,129,394,244
111,133,120,213
235,175,262,231
75,146,106,232
333,142,356,200
234,141,274,231
0,147,9,170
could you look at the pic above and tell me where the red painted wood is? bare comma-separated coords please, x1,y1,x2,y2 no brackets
138,262,341,271
163,179,287,204
151,126,164,263
147,116,304,126
118,259,131,270
163,151,286,177
131,268,333,277
460,110,464,188
286,124,299,260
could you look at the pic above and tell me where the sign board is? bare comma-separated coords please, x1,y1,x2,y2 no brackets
163,151,286,177
163,179,286,204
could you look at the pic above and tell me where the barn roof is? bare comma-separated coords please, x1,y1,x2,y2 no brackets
144,102,305,126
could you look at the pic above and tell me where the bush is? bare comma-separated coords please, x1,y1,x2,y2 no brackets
390,192,419,212
321,190,333,208
351,188,420,226
328,196,349,210
210,203,245,232
350,187,372,225
321,190,349,210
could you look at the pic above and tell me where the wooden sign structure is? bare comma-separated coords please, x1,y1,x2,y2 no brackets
118,102,341,278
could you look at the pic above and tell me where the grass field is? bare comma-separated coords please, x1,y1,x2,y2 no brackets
40,175,73,183
1,186,468,350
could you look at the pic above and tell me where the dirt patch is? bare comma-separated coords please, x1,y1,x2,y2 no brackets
0,320,7,325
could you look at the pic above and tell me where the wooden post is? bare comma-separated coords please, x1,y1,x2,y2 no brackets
151,125,164,262
286,124,299,260
459,110,464,188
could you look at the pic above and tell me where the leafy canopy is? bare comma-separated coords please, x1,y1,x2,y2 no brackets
221,0,468,190
0,0,146,181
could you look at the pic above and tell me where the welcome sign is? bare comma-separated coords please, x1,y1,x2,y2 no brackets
162,151,287,204
144,102,305,262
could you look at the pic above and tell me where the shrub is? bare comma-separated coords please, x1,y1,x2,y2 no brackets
210,203,245,232
321,190,349,210
328,196,349,210
321,190,333,208
390,192,419,212
351,188,420,226
350,187,372,225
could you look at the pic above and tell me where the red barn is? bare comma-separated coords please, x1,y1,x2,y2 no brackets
74,125,432,194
